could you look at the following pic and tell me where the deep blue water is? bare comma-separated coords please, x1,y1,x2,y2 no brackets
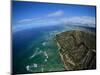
13,25,67,74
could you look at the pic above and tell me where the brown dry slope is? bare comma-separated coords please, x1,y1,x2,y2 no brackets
56,30,96,70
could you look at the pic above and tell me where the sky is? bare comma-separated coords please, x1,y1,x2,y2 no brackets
12,1,96,32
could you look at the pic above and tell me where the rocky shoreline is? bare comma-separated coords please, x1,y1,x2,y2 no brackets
55,30,96,70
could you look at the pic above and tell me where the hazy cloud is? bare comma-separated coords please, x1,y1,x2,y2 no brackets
62,16,95,25
13,10,95,32
17,10,64,24
18,19,33,23
47,10,64,17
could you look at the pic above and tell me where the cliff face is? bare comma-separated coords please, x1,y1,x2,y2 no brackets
56,30,96,70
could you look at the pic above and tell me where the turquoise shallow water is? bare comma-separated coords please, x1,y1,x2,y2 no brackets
13,25,78,74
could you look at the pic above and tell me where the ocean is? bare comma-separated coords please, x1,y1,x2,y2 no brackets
12,25,96,74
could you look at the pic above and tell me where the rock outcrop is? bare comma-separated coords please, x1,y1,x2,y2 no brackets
56,30,96,70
